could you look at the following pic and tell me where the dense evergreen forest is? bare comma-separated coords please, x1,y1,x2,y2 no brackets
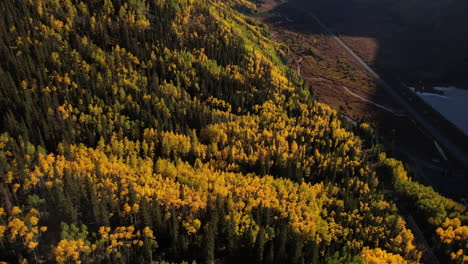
0,0,466,263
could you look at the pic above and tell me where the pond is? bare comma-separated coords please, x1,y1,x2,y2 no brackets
409,86,468,136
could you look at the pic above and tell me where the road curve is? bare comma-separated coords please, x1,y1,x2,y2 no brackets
308,13,468,168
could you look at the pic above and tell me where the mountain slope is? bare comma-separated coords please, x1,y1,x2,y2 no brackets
0,0,465,263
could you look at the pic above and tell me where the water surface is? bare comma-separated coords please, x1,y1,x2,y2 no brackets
410,86,468,136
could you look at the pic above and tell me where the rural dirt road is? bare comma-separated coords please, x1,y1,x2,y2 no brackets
297,56,397,114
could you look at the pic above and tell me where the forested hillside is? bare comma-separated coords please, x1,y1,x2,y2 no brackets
0,0,466,263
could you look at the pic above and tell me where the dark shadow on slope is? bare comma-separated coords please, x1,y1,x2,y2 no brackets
261,0,468,199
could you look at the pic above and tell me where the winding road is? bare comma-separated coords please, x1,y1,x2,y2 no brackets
308,12,468,168
297,57,398,114
341,86,396,114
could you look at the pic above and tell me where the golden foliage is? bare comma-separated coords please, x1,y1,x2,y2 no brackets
361,247,409,264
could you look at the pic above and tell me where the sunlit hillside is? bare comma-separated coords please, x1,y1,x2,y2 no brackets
0,0,466,263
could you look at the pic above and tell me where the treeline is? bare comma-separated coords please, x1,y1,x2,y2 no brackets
357,123,468,264
378,155,467,263
0,0,465,263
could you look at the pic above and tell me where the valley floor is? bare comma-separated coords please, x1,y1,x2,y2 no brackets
253,0,468,199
